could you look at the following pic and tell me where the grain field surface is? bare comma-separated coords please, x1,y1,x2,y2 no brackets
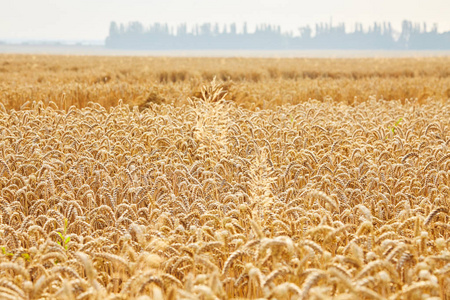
0,56,449,299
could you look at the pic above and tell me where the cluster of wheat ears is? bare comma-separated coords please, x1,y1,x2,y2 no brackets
0,78,449,300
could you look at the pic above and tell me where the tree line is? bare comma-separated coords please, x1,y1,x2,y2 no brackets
105,20,450,50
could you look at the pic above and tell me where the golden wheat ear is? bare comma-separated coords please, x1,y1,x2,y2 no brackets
194,77,228,103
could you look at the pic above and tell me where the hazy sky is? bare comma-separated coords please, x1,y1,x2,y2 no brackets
1,0,449,41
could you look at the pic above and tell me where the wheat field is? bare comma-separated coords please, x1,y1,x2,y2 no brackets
1,55,450,110
0,55,449,299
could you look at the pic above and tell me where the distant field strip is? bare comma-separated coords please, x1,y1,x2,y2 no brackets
0,55,449,111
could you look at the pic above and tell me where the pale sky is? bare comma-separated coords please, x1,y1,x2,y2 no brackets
1,0,449,42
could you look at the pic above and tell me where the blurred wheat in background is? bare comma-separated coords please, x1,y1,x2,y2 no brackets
0,54,448,299
1,55,449,110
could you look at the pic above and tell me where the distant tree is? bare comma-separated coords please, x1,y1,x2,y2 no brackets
109,21,119,37
213,23,220,36
432,23,438,33
128,22,144,34
200,23,211,36
230,23,236,35
299,26,312,39
222,24,228,35
177,23,187,36
399,20,412,47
